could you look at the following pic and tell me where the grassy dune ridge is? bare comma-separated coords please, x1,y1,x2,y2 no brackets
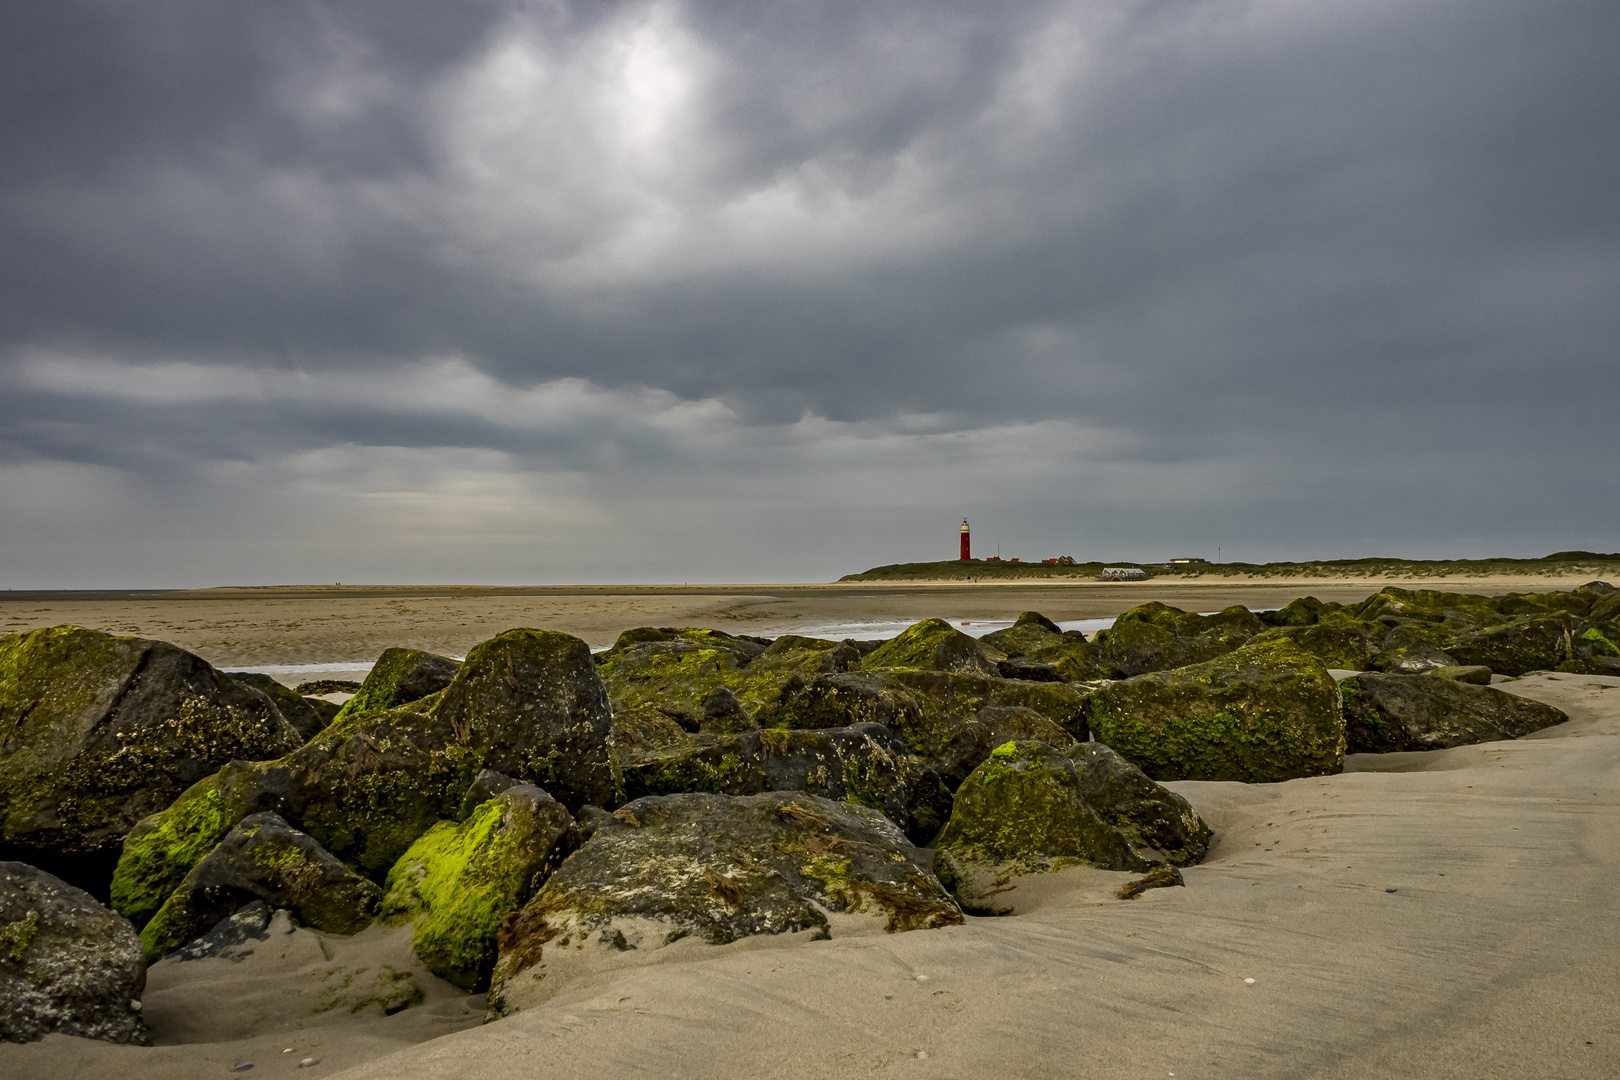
840,551,1620,582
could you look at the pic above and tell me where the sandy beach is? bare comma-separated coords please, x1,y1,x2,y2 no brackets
3,579,1617,1078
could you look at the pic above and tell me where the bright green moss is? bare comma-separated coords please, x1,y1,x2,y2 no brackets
381,792,572,991
110,777,241,930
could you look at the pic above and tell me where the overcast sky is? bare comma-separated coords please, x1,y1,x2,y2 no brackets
2,0,1616,587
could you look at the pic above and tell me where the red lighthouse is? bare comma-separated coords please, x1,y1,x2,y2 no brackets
960,518,971,561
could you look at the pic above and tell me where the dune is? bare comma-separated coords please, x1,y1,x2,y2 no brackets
6,671,1614,1079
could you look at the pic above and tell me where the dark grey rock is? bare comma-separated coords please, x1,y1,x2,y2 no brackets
170,900,273,963
0,626,302,896
618,722,951,845
138,813,382,959
1067,742,1212,866
1,860,149,1045
487,791,961,1016
1340,672,1568,753
458,769,520,821
227,673,328,743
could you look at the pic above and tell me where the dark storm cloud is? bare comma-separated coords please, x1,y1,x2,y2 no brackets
2,0,1618,585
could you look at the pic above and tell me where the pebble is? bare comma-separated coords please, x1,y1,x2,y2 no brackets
230,1064,254,1073
1243,978,1255,985
129,999,142,1012
916,1051,929,1060
299,1059,319,1069
1386,888,1398,893
916,974,929,982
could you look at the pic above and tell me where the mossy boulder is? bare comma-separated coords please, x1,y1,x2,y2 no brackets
380,784,576,991
1250,620,1377,671
111,627,614,931
486,791,961,1016
931,705,1078,789
934,742,1152,884
771,672,926,733
598,627,771,665
1562,621,1620,675
328,648,461,726
226,673,328,743
1267,596,1341,627
876,669,1091,754
616,722,951,844
1339,673,1568,753
1,860,149,1045
1352,587,1505,630
981,612,1105,680
1090,603,1265,676
0,626,301,894
1371,621,1459,674
1446,614,1575,676
429,629,617,810
597,634,857,733
1066,742,1212,866
1084,639,1345,782
861,619,1002,677
138,812,381,961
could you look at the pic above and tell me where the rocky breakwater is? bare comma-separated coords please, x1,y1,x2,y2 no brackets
0,586,1599,1040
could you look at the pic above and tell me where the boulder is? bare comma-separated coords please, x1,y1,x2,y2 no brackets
617,723,951,845
1339,673,1568,753
138,813,382,960
458,768,521,820
329,648,462,726
380,784,575,991
932,741,1209,912
1372,622,1459,674
598,627,771,666
1084,639,1345,782
772,672,926,733
1352,587,1503,630
1,860,148,1045
861,619,1002,677
931,705,1078,789
1250,621,1377,671
934,742,1152,880
111,627,614,931
1563,623,1620,675
873,669,1091,754
1090,603,1265,676
1266,596,1337,627
486,792,961,1016
1067,742,1212,867
597,633,857,733
227,672,329,743
981,613,1104,681
0,626,301,894
1446,614,1575,676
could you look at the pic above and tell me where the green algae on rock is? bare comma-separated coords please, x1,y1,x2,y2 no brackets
380,784,575,991
327,648,461,728
138,812,382,961
1090,603,1265,676
0,626,301,895
112,627,614,930
980,612,1106,681
597,633,860,733
934,741,1152,880
932,740,1211,913
226,672,330,743
861,618,1003,677
1339,673,1567,753
486,790,961,1017
1084,639,1345,782
1445,614,1575,676
615,722,951,844
1249,620,1378,672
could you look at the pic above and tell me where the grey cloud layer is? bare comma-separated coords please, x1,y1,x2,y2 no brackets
2,0,1617,585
